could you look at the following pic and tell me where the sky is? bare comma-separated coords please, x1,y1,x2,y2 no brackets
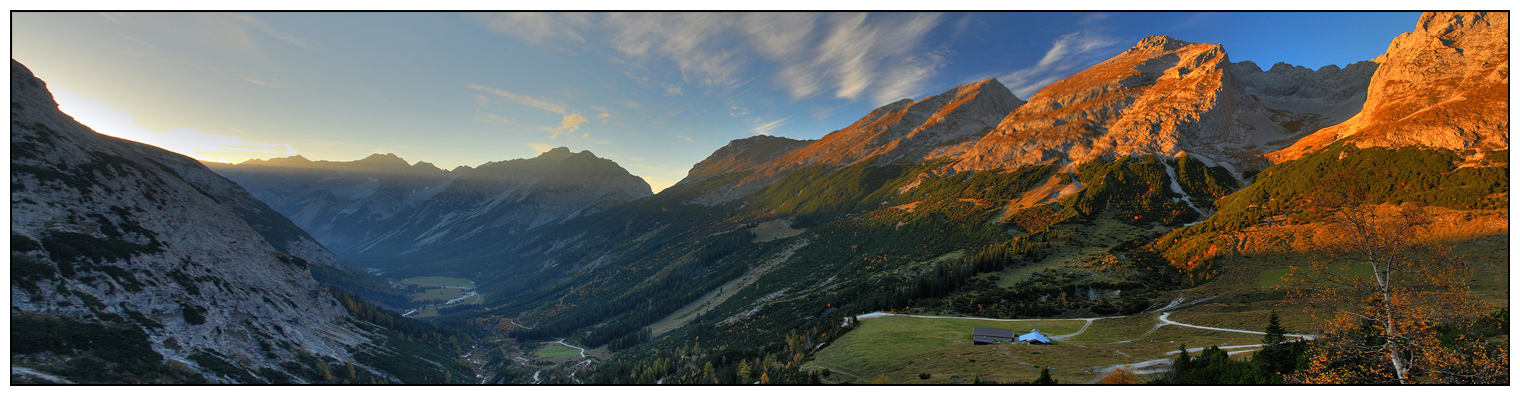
11,11,1423,193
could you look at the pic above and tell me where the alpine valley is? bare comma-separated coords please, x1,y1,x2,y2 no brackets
11,12,1508,385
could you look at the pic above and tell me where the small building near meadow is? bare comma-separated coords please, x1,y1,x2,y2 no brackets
972,327,1017,344
1019,328,1052,345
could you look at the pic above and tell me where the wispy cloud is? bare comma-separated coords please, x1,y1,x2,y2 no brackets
545,113,590,138
998,29,1123,99
470,12,590,45
232,13,319,49
596,113,612,122
244,77,287,88
473,12,951,106
472,110,515,124
115,33,157,50
750,117,792,136
468,84,568,114
775,12,948,104
99,12,318,57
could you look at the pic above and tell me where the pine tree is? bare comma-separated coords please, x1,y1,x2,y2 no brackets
1173,343,1191,379
1263,311,1287,346
1033,367,1056,384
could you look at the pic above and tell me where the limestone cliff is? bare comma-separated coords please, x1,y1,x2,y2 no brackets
1270,12,1509,163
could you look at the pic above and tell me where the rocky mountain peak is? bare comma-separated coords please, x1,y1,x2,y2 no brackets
537,146,574,159
942,35,1285,172
354,152,411,169
675,135,814,186
1128,35,1192,53
1269,11,1508,162
688,77,1023,204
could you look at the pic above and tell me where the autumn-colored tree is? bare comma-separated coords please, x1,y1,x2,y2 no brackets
871,374,893,384
1287,173,1505,384
1097,367,1138,384
736,359,752,383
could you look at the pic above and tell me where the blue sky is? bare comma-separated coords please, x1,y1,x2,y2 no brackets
12,11,1421,192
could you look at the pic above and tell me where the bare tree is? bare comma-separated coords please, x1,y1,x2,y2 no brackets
1285,172,1502,384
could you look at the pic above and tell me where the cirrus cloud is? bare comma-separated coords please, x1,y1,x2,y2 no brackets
471,12,952,106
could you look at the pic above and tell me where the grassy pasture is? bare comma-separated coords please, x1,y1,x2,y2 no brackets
811,315,1088,383
1257,262,1373,288
537,343,581,358
813,312,1269,384
750,219,805,243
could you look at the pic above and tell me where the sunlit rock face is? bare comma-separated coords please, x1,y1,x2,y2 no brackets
676,135,814,187
1270,12,1509,163
691,78,1025,204
941,35,1376,174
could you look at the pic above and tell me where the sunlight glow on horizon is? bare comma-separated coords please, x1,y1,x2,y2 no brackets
50,86,299,164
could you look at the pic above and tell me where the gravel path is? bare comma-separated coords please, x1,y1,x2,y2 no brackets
555,339,587,357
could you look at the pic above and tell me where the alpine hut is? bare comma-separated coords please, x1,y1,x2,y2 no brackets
1018,328,1051,345
972,328,1017,344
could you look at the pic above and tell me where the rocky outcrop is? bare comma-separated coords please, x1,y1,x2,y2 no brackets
1232,60,1379,135
694,78,1024,204
675,135,813,186
1270,12,1509,162
10,59,378,383
941,35,1343,174
213,147,653,265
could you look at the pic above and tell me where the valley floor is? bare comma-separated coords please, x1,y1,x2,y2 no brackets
810,308,1311,384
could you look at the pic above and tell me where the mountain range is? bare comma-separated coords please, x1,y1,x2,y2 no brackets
207,147,651,266
11,11,1507,384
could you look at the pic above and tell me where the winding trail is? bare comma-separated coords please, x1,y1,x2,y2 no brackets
1158,312,1315,340
555,339,587,357
1084,312,1315,383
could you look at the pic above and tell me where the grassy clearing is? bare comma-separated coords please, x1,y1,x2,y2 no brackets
1064,313,1161,343
1257,262,1373,288
812,315,1088,383
537,343,581,358
400,276,474,288
1166,307,1315,336
750,219,805,243
1448,235,1509,307
813,312,1271,384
